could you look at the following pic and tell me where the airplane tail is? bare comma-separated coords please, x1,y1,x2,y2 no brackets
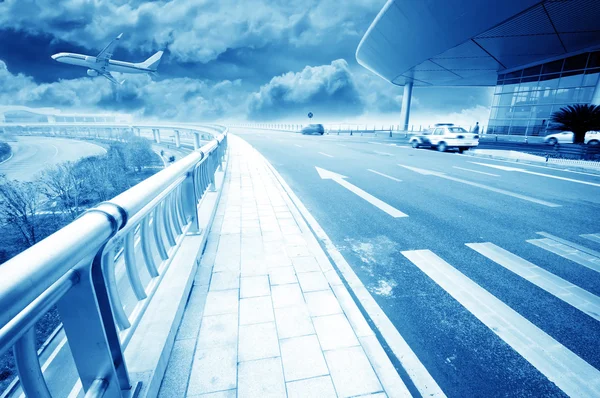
141,51,164,71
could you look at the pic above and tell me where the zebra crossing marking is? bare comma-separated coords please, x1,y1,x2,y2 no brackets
467,242,600,322
528,233,600,274
402,249,600,398
581,233,600,245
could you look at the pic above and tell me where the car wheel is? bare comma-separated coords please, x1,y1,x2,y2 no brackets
588,140,599,146
458,147,464,154
320,132,324,135
437,142,447,152
411,141,419,148
547,138,557,145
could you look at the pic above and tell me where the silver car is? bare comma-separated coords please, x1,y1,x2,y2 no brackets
544,131,600,145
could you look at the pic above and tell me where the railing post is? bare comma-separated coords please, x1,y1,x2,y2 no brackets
193,133,201,150
184,166,201,234
57,254,128,396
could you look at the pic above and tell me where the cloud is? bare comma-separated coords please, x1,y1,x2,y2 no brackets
0,59,248,121
247,59,364,121
0,0,382,66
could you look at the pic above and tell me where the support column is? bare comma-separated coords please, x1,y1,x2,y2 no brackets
592,76,600,105
193,133,200,150
174,130,181,148
400,81,413,131
155,128,161,144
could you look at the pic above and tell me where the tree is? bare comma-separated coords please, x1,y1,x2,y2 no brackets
125,137,156,172
0,175,44,247
550,104,600,144
39,162,88,221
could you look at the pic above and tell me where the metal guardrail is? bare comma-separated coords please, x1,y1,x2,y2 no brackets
0,126,228,397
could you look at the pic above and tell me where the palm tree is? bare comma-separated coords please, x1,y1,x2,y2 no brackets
550,104,600,144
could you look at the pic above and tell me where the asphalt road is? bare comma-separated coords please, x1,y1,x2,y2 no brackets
0,136,106,181
232,128,600,398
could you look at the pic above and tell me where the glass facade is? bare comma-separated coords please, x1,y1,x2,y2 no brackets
487,51,600,136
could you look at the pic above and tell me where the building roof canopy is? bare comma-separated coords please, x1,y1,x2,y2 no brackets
356,0,600,86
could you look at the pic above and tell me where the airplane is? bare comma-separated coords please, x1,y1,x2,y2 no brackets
51,33,163,84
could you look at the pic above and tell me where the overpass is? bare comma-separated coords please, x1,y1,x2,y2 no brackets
0,122,222,150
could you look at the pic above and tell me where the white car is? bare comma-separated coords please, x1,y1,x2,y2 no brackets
544,131,600,145
420,125,479,153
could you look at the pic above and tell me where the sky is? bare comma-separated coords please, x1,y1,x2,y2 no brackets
0,0,494,127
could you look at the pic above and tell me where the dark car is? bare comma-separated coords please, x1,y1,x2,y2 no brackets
301,124,325,135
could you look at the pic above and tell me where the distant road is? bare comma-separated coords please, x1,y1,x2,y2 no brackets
0,136,107,181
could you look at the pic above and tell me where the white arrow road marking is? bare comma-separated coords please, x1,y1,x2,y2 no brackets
469,162,600,187
319,152,334,158
316,167,408,217
367,169,402,182
402,249,600,398
398,164,561,207
452,166,499,177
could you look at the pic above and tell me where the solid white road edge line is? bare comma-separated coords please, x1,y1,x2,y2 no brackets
452,166,499,177
402,249,600,398
367,169,403,182
466,242,600,322
264,162,444,397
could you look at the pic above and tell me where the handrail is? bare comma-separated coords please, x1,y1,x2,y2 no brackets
0,124,228,397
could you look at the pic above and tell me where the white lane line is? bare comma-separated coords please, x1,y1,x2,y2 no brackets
336,144,347,147
319,152,334,158
581,233,600,244
452,166,499,177
294,144,303,148
467,242,600,322
51,144,59,158
463,155,600,177
399,164,561,208
266,163,443,397
373,151,394,156
528,238,600,274
316,167,407,218
402,249,600,398
470,162,600,187
367,169,402,182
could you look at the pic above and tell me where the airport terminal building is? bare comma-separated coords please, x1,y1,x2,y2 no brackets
356,0,600,136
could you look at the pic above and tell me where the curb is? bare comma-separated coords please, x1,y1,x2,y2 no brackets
463,152,600,175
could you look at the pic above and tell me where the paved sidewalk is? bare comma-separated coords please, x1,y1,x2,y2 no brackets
158,135,408,398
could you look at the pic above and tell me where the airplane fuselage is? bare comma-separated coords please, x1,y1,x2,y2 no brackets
51,52,152,74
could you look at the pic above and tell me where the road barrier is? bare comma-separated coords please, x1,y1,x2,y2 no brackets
0,126,228,397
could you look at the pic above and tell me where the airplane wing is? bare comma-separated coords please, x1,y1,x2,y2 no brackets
96,33,123,63
99,71,124,85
